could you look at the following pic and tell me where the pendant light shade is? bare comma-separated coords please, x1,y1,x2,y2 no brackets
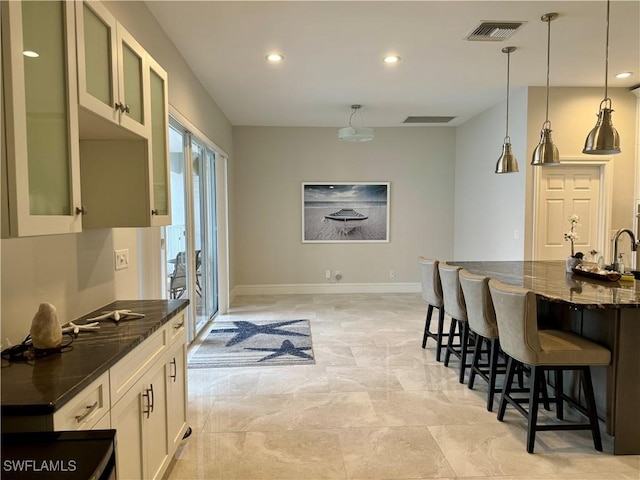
531,13,560,166
583,0,621,155
496,46,519,174
338,105,374,142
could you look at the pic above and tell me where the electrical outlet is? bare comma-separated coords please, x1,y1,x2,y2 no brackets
389,270,395,279
114,249,130,270
325,269,331,279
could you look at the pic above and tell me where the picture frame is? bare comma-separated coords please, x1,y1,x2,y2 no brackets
302,182,390,243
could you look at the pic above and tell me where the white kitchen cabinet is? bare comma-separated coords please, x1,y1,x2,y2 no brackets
148,55,171,226
75,0,149,140
111,359,170,480
166,326,188,452
1,0,83,237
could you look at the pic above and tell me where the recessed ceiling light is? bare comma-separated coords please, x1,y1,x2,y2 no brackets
383,55,401,64
23,50,39,58
615,71,632,78
265,53,284,62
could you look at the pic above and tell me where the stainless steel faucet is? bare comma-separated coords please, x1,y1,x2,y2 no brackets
611,228,639,272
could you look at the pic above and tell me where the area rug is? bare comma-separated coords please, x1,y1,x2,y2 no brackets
188,319,315,368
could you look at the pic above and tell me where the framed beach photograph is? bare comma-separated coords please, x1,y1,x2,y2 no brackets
302,182,390,243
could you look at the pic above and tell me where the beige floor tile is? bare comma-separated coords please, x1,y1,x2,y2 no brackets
428,422,567,477
391,364,467,391
338,426,456,479
235,429,347,479
165,431,245,479
312,345,358,366
350,345,434,367
327,366,404,392
256,364,331,394
188,368,261,397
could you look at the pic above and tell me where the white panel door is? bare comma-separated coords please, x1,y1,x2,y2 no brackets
535,165,601,260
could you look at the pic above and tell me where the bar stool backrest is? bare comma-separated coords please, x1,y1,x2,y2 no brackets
459,269,498,339
438,262,467,321
418,257,443,308
488,279,543,365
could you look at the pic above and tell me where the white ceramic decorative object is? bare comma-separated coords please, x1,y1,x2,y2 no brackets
30,303,62,350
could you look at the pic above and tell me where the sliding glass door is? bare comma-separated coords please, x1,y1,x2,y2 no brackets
166,117,219,342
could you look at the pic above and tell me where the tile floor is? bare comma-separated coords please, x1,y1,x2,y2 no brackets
165,293,639,479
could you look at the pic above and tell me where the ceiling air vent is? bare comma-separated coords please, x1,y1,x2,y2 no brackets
403,116,455,124
466,22,523,41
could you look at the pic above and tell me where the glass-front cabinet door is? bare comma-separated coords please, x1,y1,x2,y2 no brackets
75,0,149,139
1,0,82,236
148,56,170,226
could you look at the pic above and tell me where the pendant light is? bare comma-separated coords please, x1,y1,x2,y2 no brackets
583,0,621,155
496,46,518,174
338,105,374,142
531,13,560,166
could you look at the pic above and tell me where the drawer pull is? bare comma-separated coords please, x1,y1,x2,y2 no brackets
75,401,98,423
170,358,177,382
174,321,184,330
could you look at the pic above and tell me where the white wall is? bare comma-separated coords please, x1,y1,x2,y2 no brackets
454,88,528,260
232,126,456,290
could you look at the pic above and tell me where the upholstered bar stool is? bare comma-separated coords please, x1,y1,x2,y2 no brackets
418,257,447,361
439,262,473,384
488,279,611,453
459,269,504,411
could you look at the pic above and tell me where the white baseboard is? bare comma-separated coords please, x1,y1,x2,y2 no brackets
232,282,421,296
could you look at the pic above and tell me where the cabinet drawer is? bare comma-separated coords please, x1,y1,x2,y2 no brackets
53,372,110,431
168,312,186,344
110,326,168,403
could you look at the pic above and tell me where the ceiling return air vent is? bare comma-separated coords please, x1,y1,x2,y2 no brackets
466,22,523,41
403,116,455,124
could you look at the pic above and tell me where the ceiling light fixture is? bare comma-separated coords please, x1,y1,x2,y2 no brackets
583,0,621,155
23,50,39,58
615,72,632,79
265,53,284,62
338,105,374,142
495,46,518,174
531,13,560,167
383,55,401,63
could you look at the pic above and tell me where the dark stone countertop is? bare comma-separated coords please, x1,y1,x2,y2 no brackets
1,299,189,416
450,260,640,308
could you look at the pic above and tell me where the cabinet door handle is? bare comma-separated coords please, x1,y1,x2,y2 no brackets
151,209,158,216
75,401,98,423
170,358,177,382
123,104,131,114
143,388,151,418
149,383,155,413
75,206,87,215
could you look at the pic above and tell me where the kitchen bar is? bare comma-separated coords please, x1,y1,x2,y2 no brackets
451,260,640,455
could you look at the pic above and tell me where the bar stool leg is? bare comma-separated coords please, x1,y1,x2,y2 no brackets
422,304,434,348
526,366,542,454
581,366,603,452
468,334,482,390
498,356,516,421
487,338,500,412
443,319,458,367
556,368,564,420
459,321,470,384
435,307,446,362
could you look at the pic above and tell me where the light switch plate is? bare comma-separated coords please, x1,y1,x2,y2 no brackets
114,249,130,270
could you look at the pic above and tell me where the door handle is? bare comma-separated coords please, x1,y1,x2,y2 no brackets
170,358,177,382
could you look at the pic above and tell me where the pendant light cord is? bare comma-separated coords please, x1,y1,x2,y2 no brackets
604,0,610,101
544,15,551,124
505,50,511,140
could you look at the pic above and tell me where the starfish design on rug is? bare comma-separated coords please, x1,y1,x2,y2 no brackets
245,339,314,362
212,320,309,347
